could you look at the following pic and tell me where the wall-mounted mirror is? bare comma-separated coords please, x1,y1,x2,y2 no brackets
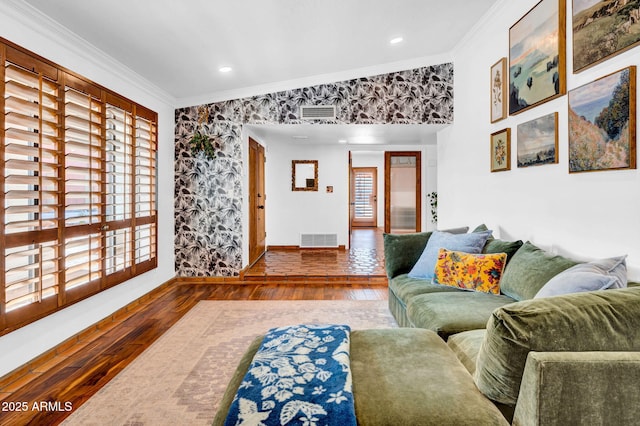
292,160,318,191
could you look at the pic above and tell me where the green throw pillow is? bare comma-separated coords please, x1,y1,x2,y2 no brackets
471,224,524,265
383,232,433,278
500,241,578,301
483,239,523,265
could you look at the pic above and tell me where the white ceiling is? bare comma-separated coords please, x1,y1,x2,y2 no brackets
21,0,498,145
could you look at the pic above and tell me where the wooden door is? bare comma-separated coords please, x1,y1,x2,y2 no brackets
384,151,421,233
351,167,377,228
249,138,266,265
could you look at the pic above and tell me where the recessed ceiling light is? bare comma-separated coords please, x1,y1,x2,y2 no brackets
292,135,309,140
219,66,233,73
389,37,404,45
338,139,348,144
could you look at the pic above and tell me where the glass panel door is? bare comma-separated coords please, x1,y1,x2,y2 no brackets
385,152,421,233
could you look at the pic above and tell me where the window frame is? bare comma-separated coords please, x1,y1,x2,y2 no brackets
0,38,158,335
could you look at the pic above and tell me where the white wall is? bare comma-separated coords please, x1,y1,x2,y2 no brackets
439,0,640,278
265,142,351,247
0,2,176,377
251,136,436,252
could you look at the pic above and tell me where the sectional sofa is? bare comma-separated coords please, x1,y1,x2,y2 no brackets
384,227,640,424
214,227,640,425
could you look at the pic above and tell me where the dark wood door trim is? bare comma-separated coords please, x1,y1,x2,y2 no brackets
249,138,266,265
384,151,422,233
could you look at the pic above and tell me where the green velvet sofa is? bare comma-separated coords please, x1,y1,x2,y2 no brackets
214,231,640,425
383,230,640,424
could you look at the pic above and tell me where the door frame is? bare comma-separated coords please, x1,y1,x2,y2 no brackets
248,137,266,265
384,151,422,233
350,166,378,228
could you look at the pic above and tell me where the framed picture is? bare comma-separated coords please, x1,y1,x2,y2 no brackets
509,0,566,115
491,58,507,122
568,66,636,173
491,128,511,172
573,1,640,73
517,112,558,167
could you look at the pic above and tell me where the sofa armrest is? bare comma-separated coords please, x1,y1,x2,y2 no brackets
513,351,640,426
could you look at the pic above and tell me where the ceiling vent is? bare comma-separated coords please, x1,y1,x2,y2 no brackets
300,105,336,120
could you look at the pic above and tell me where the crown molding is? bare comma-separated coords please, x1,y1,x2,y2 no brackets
175,52,453,109
0,0,176,107
452,0,509,56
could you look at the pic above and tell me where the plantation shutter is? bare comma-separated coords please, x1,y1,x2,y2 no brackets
0,40,158,333
63,79,104,293
104,100,133,279
134,112,157,268
354,172,374,219
2,51,62,320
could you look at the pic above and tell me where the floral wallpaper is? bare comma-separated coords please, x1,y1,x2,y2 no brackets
175,63,454,276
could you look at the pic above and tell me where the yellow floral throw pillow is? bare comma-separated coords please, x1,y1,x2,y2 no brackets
432,249,507,294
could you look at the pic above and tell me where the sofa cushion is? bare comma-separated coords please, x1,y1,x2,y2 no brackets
472,224,524,265
433,249,507,294
383,232,432,279
389,274,463,306
383,228,470,279
474,286,640,406
406,291,516,339
483,239,523,264
350,328,508,426
447,329,486,376
535,255,628,298
408,230,493,280
499,242,578,301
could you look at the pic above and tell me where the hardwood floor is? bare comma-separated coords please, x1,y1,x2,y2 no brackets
0,229,388,425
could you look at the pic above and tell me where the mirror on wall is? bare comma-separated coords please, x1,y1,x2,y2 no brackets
292,160,318,191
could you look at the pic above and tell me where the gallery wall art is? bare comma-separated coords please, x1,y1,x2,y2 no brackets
491,128,511,172
509,0,566,115
517,112,559,167
568,66,636,173
573,0,640,72
491,58,507,122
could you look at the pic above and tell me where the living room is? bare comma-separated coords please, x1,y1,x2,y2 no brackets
1,0,640,423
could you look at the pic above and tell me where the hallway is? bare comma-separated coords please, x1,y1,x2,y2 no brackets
243,228,387,282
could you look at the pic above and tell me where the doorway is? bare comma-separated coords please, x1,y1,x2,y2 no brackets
350,167,378,228
248,138,266,265
384,151,421,233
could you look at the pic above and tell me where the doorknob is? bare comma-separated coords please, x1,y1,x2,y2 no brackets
257,205,265,209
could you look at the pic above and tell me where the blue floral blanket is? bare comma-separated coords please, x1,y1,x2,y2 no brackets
224,324,356,426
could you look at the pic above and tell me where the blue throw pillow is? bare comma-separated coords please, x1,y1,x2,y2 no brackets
408,230,493,280
534,255,627,298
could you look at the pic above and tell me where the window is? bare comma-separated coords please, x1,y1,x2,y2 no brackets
0,41,157,334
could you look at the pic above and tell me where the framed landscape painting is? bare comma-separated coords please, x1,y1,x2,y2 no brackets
491,128,511,172
573,0,640,73
517,112,558,167
568,66,636,173
491,58,507,122
509,0,566,115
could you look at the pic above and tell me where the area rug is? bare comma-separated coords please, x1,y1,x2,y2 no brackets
62,300,397,426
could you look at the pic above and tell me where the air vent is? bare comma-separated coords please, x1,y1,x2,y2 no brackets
300,105,336,120
300,233,338,248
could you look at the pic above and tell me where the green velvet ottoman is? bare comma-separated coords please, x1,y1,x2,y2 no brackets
213,328,507,425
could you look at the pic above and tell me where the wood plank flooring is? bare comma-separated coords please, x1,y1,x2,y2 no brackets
0,229,388,425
